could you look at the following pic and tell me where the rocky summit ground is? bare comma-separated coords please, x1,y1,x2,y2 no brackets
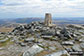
0,21,84,56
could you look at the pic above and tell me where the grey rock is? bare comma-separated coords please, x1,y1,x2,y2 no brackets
38,39,44,43
80,43,84,49
0,38,9,43
72,45,82,52
67,24,84,29
23,44,44,56
24,38,34,43
41,35,53,39
45,50,70,56
69,52,84,55
65,48,73,52
49,46,56,50
19,42,26,47
62,41,74,45
79,39,84,42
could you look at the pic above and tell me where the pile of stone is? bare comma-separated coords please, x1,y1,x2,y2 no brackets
12,22,80,42
64,44,84,55
12,21,44,35
55,27,78,40
10,20,84,56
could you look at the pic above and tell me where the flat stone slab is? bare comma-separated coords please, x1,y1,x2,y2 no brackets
23,44,44,56
0,38,9,43
45,50,70,56
72,44,82,52
80,43,84,49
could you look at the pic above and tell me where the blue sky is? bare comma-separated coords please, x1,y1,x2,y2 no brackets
0,0,84,19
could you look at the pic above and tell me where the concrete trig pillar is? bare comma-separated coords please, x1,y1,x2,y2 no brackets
44,13,52,26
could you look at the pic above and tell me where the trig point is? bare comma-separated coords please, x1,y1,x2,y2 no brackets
44,13,52,26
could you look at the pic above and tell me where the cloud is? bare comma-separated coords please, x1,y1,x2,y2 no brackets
0,0,84,18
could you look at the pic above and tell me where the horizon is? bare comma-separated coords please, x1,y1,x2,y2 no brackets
0,17,84,21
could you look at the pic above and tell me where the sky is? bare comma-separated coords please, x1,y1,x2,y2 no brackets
0,0,84,19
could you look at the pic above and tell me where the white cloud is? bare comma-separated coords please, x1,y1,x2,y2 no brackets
0,0,84,18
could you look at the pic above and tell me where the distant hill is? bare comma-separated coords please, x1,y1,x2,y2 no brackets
53,17,84,25
13,18,43,23
0,17,84,27
0,18,43,27
0,19,7,24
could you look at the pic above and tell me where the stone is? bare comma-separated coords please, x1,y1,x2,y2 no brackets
38,39,44,43
0,38,9,43
69,52,84,55
23,44,44,56
61,41,74,45
72,45,82,52
45,50,70,56
41,35,53,39
71,34,77,37
19,42,26,47
67,24,84,29
49,46,56,50
35,34,41,38
80,43,84,49
55,31,60,36
60,27,68,34
60,27,72,39
65,48,73,52
51,37,59,41
41,30,55,36
24,38,34,43
79,39,84,42
0,47,4,50
74,37,79,41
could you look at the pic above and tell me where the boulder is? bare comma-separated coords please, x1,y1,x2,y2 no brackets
19,42,26,47
67,24,84,29
65,48,73,52
0,38,9,43
72,45,82,52
55,30,60,36
23,44,44,56
24,38,34,43
60,28,72,39
80,43,84,49
45,50,70,56
79,39,84,42
60,28,68,34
